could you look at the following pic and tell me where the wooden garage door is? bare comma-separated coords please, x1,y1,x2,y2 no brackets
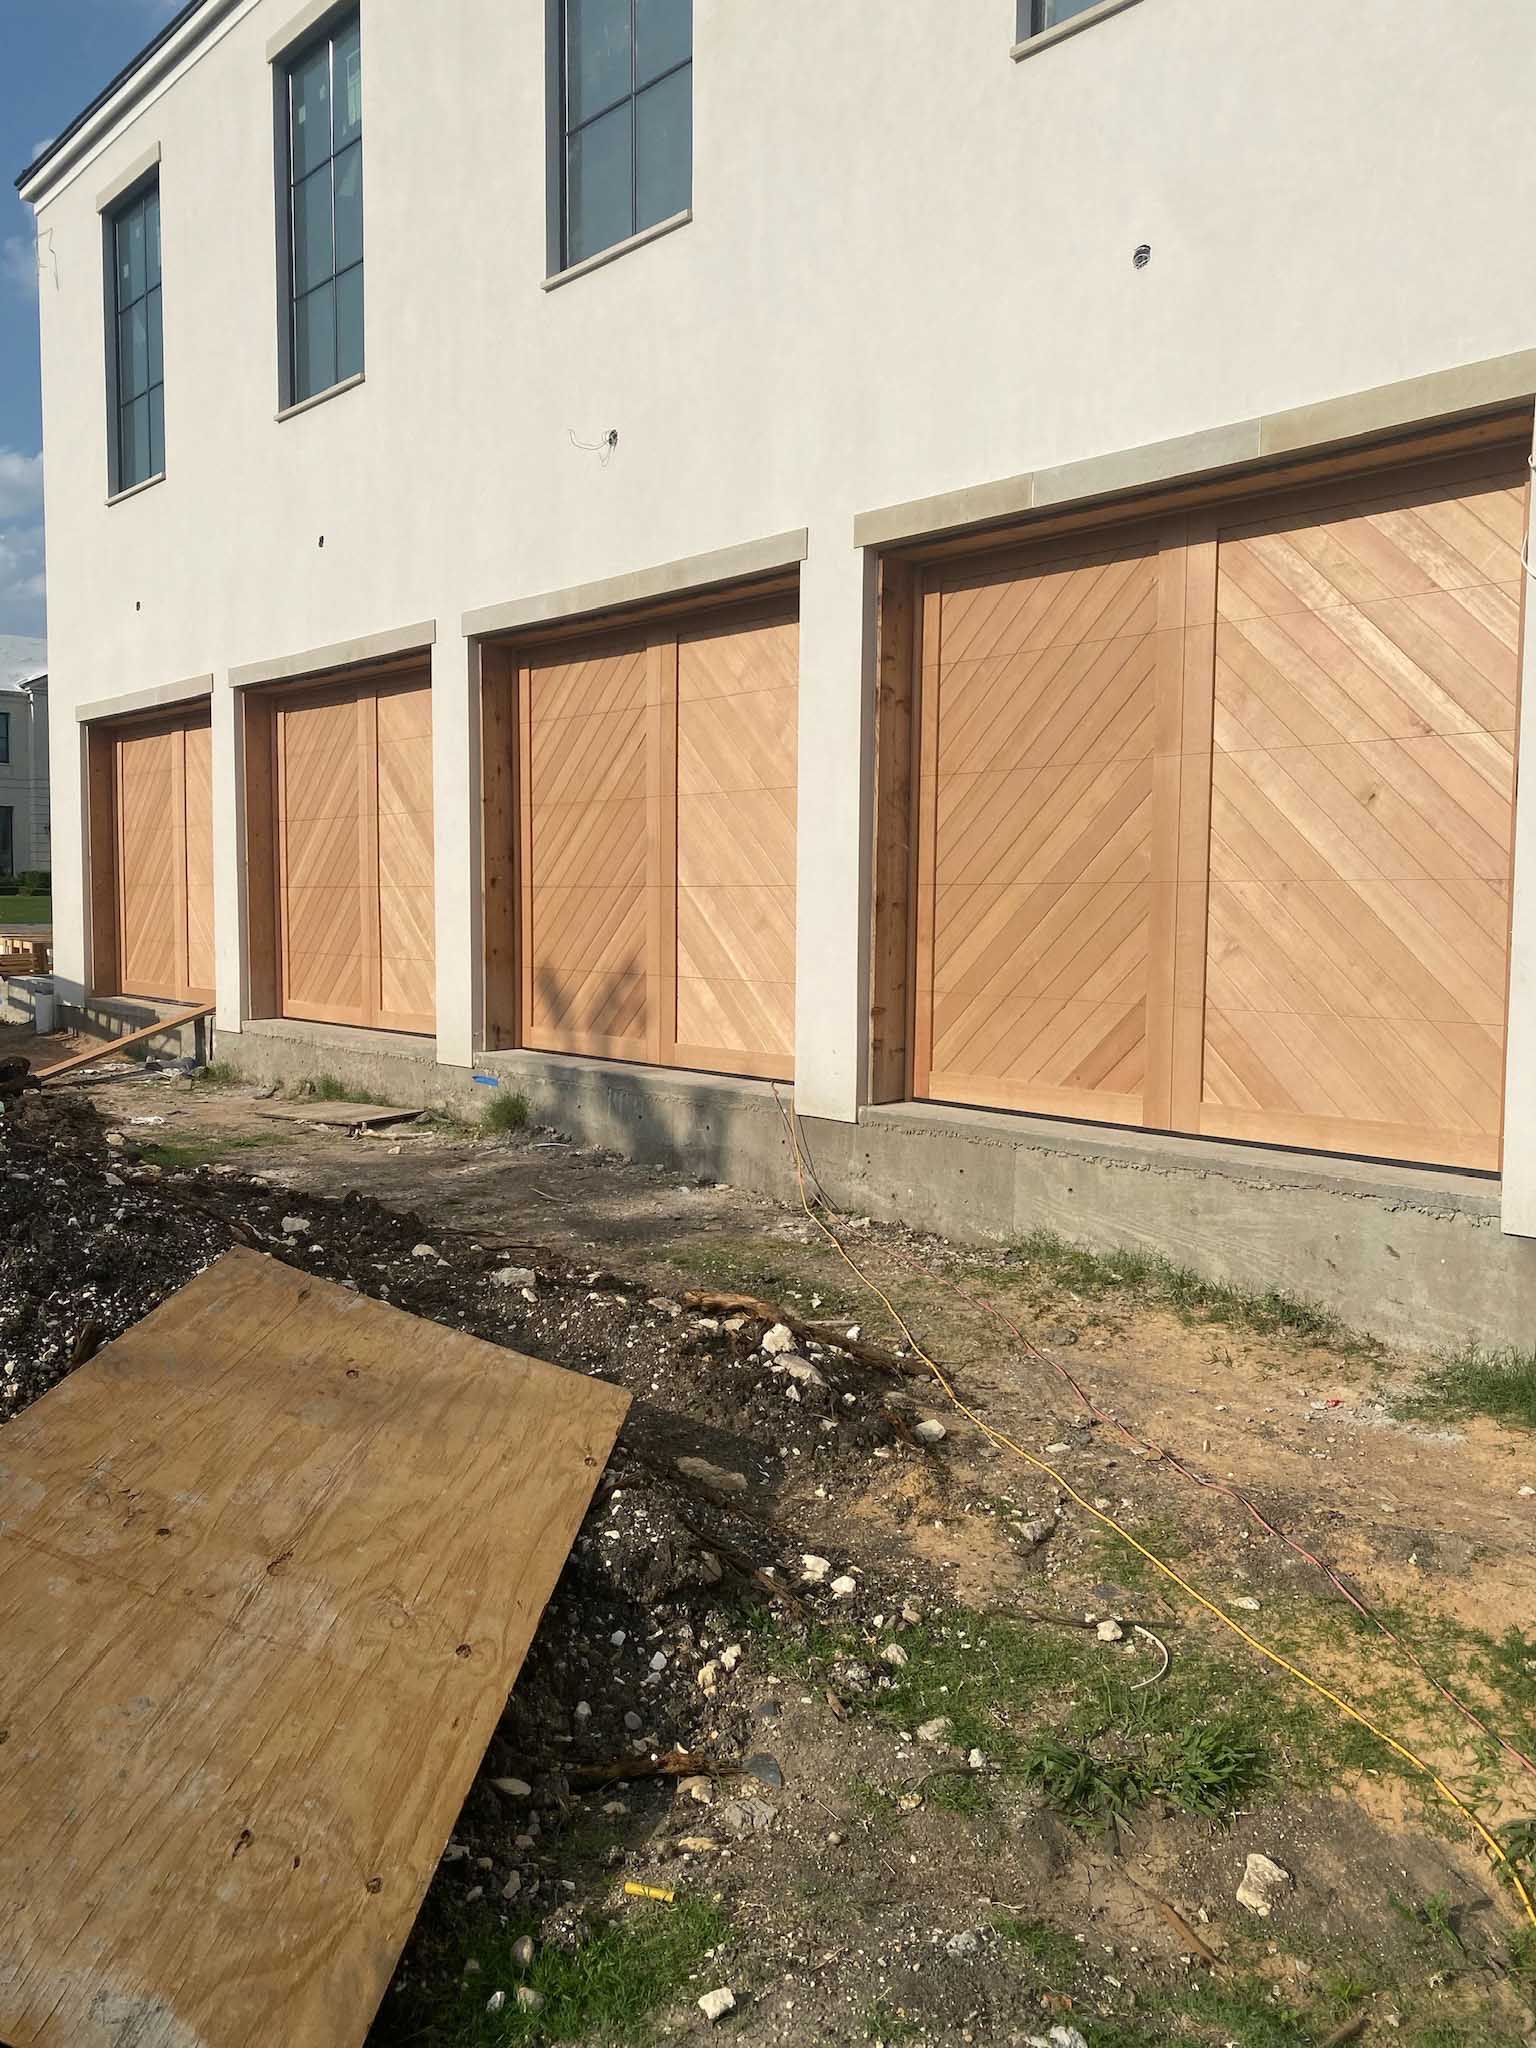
912,445,1526,1170
107,711,214,1004
514,597,797,1079
275,674,435,1034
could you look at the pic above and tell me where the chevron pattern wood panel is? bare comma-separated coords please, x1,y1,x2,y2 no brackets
1192,459,1524,1168
280,693,368,1025
517,598,798,1079
111,713,215,1005
115,726,179,1001
276,673,435,1035
522,640,651,1058
183,722,215,1001
376,682,436,1033
918,538,1166,1119
676,612,797,1074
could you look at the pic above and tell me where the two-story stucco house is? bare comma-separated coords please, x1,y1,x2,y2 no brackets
17,0,1536,1346
0,664,51,881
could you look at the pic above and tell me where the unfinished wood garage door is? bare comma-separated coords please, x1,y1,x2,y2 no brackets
500,596,797,1079
909,443,1526,1169
89,710,214,1003
273,673,435,1034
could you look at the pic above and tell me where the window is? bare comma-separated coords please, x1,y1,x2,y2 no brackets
108,179,164,492
554,0,692,271
280,11,363,406
0,810,13,881
0,713,10,766
1018,0,1119,34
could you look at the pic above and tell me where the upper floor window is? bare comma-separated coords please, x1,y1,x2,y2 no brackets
1018,0,1116,33
555,0,692,271
281,11,363,406
109,179,163,493
0,713,11,767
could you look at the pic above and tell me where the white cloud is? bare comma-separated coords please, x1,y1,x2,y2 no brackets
0,453,43,523
1,233,38,301
0,451,46,638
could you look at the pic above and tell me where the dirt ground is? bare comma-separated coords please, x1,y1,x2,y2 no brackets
4,1028,1536,2048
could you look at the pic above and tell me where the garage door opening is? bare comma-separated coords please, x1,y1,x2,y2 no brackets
874,431,1527,1172
86,707,214,1004
243,666,435,1036
481,587,798,1081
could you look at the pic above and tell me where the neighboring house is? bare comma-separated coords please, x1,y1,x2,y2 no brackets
0,669,50,881
15,0,1536,1341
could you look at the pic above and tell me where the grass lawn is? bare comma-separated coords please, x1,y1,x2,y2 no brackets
0,895,51,925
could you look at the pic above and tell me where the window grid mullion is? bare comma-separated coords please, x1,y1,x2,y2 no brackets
629,0,639,239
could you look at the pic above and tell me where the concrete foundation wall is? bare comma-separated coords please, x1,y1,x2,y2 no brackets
215,1022,1536,1357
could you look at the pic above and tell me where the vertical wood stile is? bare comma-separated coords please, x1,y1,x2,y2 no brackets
910,579,943,1102
1168,514,1218,1134
1143,516,1190,1129
358,691,382,1028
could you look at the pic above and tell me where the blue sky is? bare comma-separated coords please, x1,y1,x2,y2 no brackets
0,0,182,640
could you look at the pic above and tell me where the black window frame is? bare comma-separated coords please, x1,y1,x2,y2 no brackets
0,713,10,767
103,171,164,498
274,4,364,413
1017,0,1132,39
547,0,693,276
0,808,13,882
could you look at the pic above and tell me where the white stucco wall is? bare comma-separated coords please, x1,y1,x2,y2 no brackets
22,0,1536,1161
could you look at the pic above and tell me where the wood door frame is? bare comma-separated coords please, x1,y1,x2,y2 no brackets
479,583,800,1080
85,707,214,1005
869,418,1534,1171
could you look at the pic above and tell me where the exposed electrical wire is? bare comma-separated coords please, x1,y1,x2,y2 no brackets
568,426,619,467
769,1086,1536,1928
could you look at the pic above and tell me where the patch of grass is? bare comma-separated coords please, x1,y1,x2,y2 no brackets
386,1897,732,2045
137,1133,290,1169
920,1769,993,1816
990,1915,1080,1977
1010,1227,1373,1351
1171,1979,1313,2046
863,2005,922,2043
1395,1345,1536,1431
195,1060,242,1087
0,893,52,924
481,1087,531,1136
291,1073,382,1105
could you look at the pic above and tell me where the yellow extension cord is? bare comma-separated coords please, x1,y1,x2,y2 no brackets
776,1105,1536,1930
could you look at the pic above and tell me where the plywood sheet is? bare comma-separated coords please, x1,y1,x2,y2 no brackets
0,1250,629,2048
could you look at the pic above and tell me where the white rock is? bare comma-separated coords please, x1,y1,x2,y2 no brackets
761,1324,796,1355
1023,2029,1089,2048
830,1575,858,1599
501,1872,522,1900
676,1456,748,1496
1017,1516,1055,1546
511,1935,535,1968
486,1990,506,2014
679,1775,714,1806
916,1716,952,1744
650,1651,669,1673
515,1986,544,2013
610,1630,627,1647
1096,1619,1125,1643
281,1216,311,1236
698,1661,721,1695
1230,1596,1262,1612
901,1601,922,1625
493,1266,536,1288
881,1643,909,1668
1236,1852,1291,1916
720,1643,742,1672
967,1748,985,1771
491,1777,532,1799
698,1987,737,2023
411,1243,440,1261
1519,1485,1535,1498
800,1554,832,1584
574,1700,591,1722
913,1419,948,1445
780,1355,827,1387
945,1929,981,1957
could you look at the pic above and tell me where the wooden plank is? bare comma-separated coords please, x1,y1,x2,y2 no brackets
869,558,917,1103
0,1250,629,2048
36,1004,213,1079
480,645,521,1051
374,677,436,1035
183,721,216,1003
255,1099,419,1128
85,727,120,998
242,695,281,1020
